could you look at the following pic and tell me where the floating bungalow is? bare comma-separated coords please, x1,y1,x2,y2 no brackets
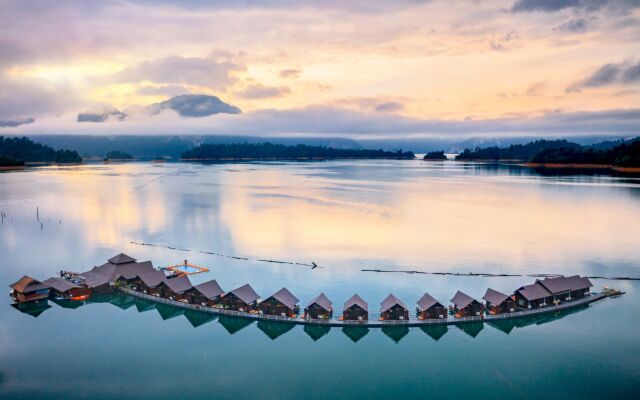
451,291,484,317
219,284,260,312
156,275,193,301
113,261,154,288
78,253,154,295
514,282,553,309
43,277,90,299
79,271,112,294
259,287,299,317
416,292,447,320
187,279,224,306
136,270,166,296
10,276,49,303
343,294,368,321
482,288,516,315
536,275,593,304
380,294,409,320
304,293,333,320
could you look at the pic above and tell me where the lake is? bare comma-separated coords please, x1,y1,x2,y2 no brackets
1,160,639,399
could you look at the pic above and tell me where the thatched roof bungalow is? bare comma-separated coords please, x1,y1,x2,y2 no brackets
380,294,409,320
304,293,333,320
416,292,447,320
343,294,368,321
219,284,260,312
450,291,484,318
10,276,49,303
259,287,299,317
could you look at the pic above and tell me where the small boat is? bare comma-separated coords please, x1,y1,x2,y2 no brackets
70,294,90,301
602,286,625,297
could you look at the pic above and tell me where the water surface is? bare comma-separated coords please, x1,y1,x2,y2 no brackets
1,160,638,399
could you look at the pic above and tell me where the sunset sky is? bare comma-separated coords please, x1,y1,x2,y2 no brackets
0,0,638,138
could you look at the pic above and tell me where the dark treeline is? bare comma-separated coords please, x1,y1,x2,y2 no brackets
455,140,580,161
181,142,415,160
455,138,640,167
0,136,82,165
104,150,133,160
423,151,447,160
531,139,640,167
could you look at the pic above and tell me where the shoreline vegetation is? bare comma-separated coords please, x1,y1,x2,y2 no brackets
181,142,415,160
450,138,640,169
104,150,134,162
422,150,447,160
0,136,82,166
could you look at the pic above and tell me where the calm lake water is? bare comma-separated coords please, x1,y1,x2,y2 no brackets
1,160,639,399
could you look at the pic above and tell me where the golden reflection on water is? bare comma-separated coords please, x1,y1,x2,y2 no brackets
5,162,640,274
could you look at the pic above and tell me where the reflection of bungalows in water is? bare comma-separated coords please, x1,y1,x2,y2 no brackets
382,326,409,343
156,275,193,301
343,294,368,321
304,324,331,341
536,276,593,304
342,326,369,343
218,315,254,334
185,280,224,306
416,292,447,320
482,288,516,315
259,287,299,317
219,284,260,312
183,310,217,328
380,294,409,320
11,301,52,317
43,277,90,299
10,276,49,303
257,320,296,340
457,322,484,338
155,303,184,320
304,293,333,320
136,270,166,296
450,291,484,317
420,325,448,341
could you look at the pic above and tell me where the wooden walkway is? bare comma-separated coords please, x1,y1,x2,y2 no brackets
119,287,608,327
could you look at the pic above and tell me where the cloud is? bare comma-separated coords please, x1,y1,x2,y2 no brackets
135,85,191,97
111,56,244,90
0,76,81,119
3,106,639,139
511,0,640,13
554,18,588,32
0,118,34,128
525,81,547,96
567,60,640,92
145,94,241,117
279,68,302,78
374,102,405,113
235,84,291,99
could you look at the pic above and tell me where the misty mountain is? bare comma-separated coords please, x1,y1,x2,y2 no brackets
146,94,241,117
77,94,241,122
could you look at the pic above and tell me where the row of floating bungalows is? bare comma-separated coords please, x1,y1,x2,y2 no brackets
9,253,594,321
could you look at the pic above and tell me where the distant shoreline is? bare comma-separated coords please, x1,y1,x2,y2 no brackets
525,162,640,173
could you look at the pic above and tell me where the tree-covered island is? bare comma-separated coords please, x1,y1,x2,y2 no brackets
181,142,415,160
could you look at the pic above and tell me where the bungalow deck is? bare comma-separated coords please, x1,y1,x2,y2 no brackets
119,287,609,328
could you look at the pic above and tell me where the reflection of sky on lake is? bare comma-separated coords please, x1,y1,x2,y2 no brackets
1,160,640,400
1,160,640,305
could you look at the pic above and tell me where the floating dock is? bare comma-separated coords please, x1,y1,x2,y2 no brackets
119,286,608,327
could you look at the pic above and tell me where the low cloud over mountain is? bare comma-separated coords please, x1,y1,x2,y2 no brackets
77,94,241,122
